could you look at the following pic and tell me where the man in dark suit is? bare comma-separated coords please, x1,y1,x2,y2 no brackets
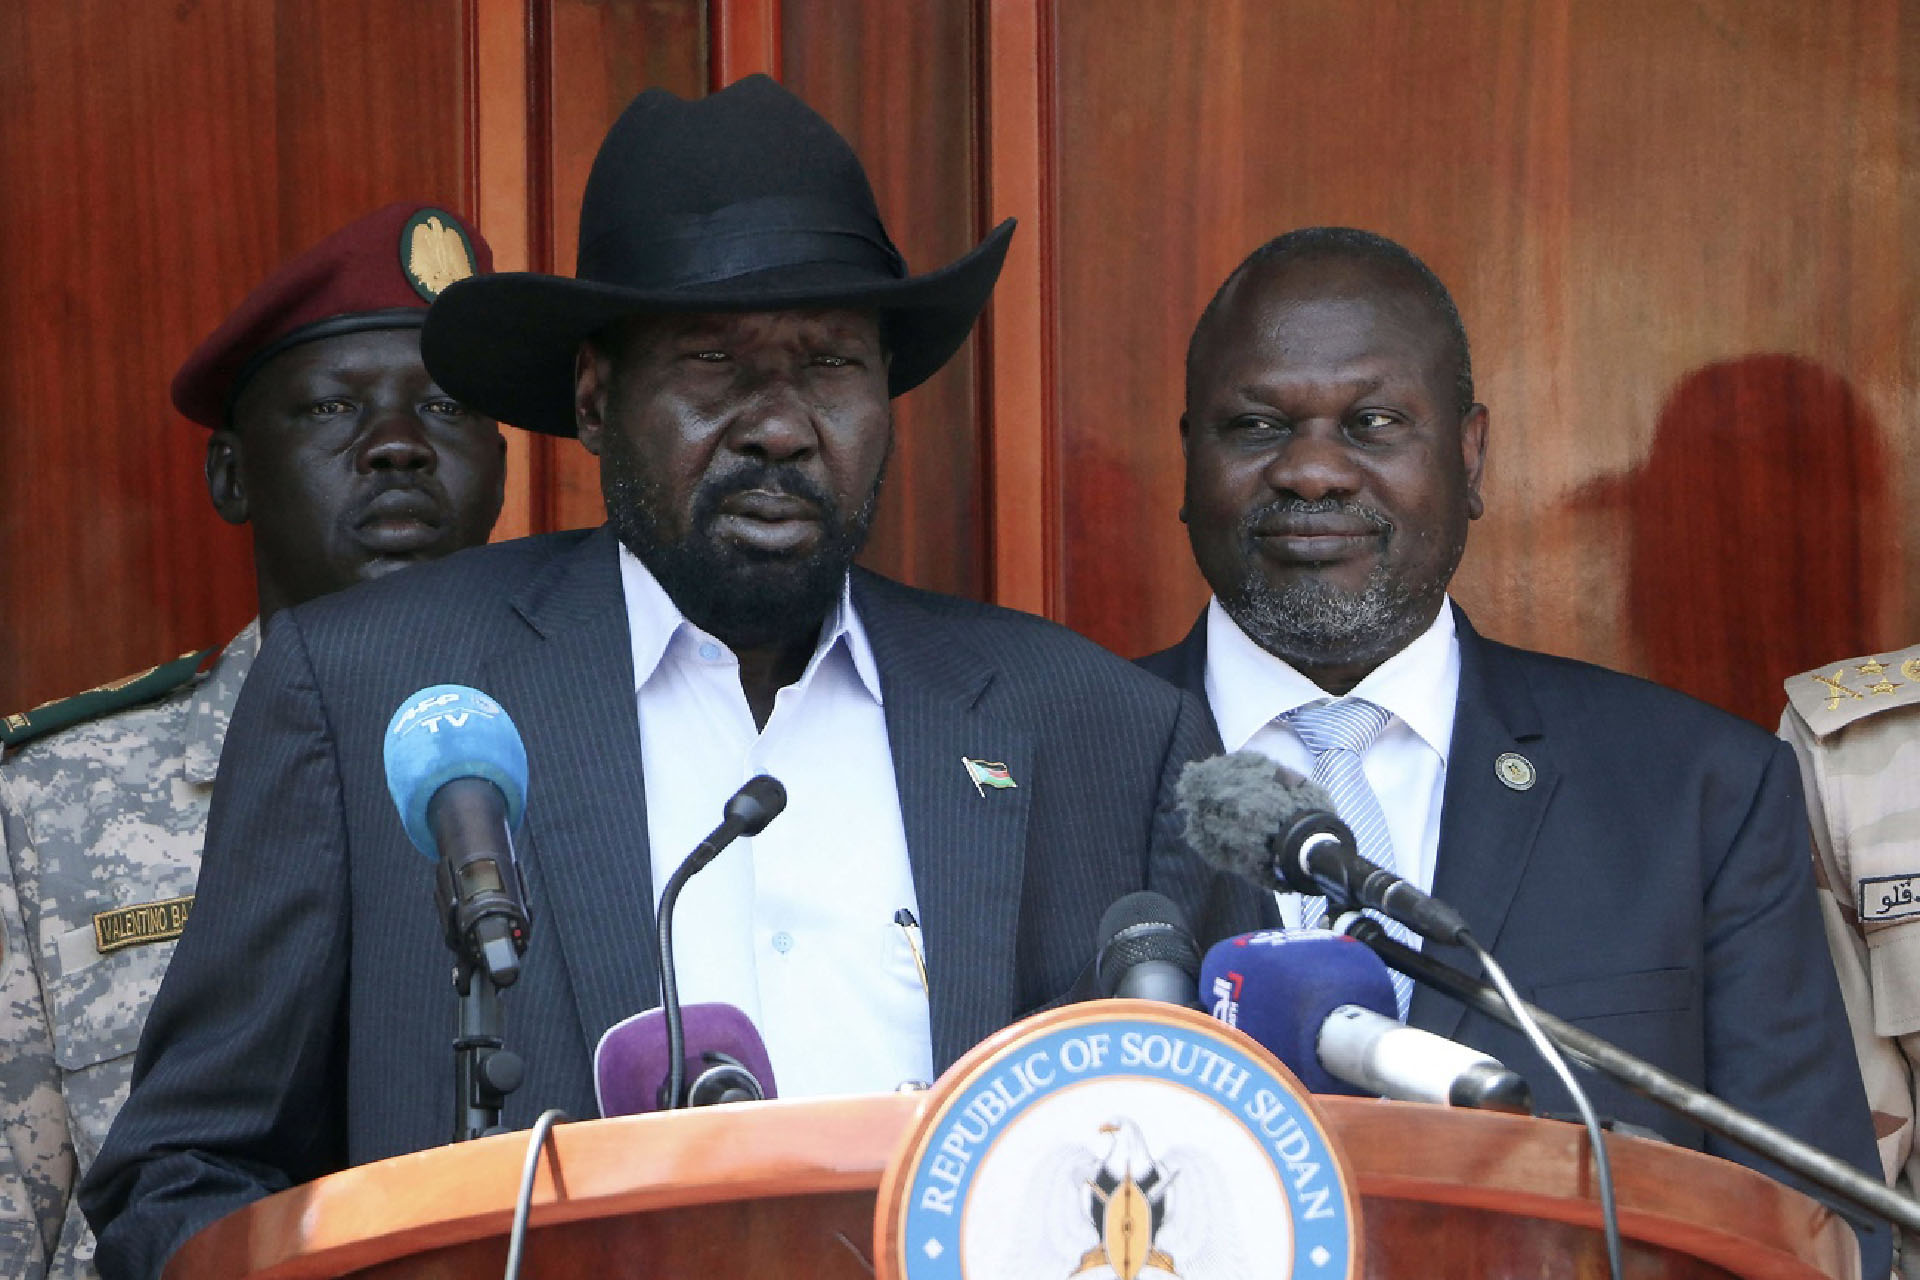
1141,226,1889,1274
81,78,1268,1278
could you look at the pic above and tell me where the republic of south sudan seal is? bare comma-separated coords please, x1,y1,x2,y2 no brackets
875,1000,1360,1280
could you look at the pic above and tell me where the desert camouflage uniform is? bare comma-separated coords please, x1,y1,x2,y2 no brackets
0,623,257,1280
1781,641,1920,1277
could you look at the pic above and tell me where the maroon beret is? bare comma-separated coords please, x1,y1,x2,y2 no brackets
171,202,494,428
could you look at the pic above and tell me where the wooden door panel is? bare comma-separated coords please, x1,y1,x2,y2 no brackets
0,0,469,715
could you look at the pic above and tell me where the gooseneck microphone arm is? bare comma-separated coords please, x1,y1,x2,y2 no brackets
1340,914,1918,1235
656,776,787,1111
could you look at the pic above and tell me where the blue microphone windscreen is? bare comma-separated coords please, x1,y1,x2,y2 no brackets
594,1003,777,1117
1201,929,1398,1095
382,684,529,858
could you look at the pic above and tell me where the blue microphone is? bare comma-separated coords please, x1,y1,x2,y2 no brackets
383,684,531,986
1202,928,1395,1095
1203,929,1530,1112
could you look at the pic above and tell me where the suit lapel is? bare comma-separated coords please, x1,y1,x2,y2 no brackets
1167,614,1209,699
854,574,1032,1071
1411,607,1558,1038
478,527,660,1053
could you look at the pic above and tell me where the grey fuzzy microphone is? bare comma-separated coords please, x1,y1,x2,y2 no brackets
1176,751,1471,945
1175,752,1339,889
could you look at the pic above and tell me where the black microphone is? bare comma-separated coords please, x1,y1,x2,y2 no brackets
1176,751,1473,945
1095,891,1203,1007
656,776,787,1110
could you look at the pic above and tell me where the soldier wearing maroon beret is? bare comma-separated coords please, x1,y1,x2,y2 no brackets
0,203,507,1280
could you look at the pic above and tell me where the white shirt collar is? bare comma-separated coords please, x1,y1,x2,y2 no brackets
617,543,884,704
1204,595,1459,759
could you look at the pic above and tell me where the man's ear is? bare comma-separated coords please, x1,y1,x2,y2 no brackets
574,341,611,457
205,430,248,526
1460,403,1489,520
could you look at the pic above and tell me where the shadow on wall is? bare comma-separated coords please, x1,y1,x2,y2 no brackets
1573,355,1889,729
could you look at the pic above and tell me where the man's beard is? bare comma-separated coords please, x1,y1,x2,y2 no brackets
1213,497,1460,676
602,435,884,651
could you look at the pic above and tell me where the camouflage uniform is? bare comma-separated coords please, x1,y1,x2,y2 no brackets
0,623,257,1280
1781,641,1920,1276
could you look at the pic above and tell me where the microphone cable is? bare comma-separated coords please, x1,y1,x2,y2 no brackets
1336,913,1623,1280
1466,937,1624,1280
504,1107,572,1280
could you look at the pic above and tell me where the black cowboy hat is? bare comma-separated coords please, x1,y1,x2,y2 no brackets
422,75,1015,436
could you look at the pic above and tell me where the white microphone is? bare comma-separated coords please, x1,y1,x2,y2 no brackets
1317,1004,1532,1113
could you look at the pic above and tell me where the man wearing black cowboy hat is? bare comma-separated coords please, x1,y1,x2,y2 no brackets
82,77,1271,1277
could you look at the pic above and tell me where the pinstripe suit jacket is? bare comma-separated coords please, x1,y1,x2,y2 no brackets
81,527,1270,1279
1141,605,1890,1277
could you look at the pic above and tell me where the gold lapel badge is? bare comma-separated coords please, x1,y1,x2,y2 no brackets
1495,752,1536,791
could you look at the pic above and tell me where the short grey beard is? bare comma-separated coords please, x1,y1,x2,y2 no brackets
1219,564,1448,678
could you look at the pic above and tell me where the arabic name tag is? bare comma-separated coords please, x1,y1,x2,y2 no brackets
1859,873,1920,924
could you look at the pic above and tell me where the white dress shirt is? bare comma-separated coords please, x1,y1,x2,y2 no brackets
620,546,933,1097
1203,598,1460,929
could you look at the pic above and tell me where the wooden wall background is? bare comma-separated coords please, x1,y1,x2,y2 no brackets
0,0,472,720
3,0,1914,733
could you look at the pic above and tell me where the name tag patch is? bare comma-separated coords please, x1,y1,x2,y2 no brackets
1859,875,1920,924
93,895,194,954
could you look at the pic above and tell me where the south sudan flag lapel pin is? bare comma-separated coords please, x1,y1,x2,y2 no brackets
962,756,1018,796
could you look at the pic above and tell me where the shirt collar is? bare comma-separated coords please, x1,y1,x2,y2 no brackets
1205,596,1459,759
617,543,883,704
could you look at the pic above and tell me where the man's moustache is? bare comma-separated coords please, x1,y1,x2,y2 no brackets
692,467,839,530
1242,498,1391,536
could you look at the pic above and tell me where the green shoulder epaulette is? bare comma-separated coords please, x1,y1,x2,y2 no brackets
3,647,218,750
1784,641,1920,738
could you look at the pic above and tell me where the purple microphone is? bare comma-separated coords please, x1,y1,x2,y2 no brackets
595,1002,777,1116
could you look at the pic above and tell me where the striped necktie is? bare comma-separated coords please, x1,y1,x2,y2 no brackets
1285,697,1417,1018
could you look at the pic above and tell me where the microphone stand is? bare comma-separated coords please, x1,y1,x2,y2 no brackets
655,855,699,1112
453,949,524,1140
655,776,787,1111
1341,915,1920,1235
441,857,526,1141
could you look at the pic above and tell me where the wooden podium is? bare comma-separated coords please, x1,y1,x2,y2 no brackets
168,1094,1861,1279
